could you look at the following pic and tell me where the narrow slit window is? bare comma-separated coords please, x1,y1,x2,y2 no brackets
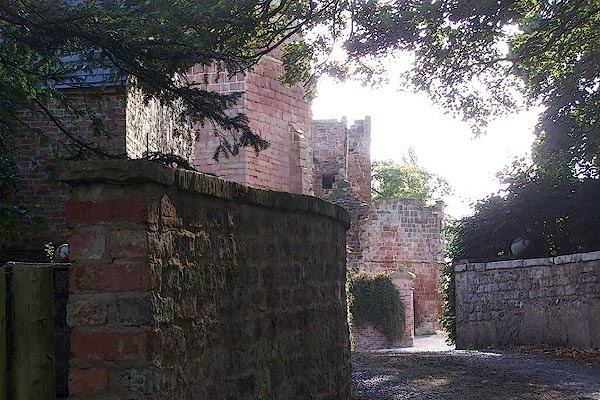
322,174,335,189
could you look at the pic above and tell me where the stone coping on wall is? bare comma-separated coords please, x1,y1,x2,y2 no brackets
371,197,445,211
58,160,350,227
454,250,600,273
3,261,70,270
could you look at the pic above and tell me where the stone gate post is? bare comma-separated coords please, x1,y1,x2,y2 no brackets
390,266,416,347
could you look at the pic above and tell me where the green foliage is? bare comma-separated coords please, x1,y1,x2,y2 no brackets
348,272,404,342
371,151,451,205
0,123,42,253
340,1,600,183
434,215,459,344
447,161,600,261
439,218,458,344
0,204,42,252
0,1,343,159
439,262,456,345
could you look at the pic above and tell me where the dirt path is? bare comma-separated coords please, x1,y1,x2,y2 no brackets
352,341,600,400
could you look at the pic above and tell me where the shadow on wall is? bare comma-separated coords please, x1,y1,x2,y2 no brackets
58,159,352,400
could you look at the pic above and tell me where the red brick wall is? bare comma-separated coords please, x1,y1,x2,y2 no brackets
61,160,351,400
189,63,249,185
244,54,312,192
10,89,127,258
191,54,313,194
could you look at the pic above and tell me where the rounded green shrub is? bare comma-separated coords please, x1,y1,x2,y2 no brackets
348,272,404,342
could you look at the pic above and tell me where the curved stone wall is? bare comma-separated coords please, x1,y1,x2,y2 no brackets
59,160,351,400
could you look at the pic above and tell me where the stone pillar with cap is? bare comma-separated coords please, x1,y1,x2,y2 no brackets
390,265,416,347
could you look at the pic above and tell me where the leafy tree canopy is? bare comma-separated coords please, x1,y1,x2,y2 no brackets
371,150,451,206
2,0,599,258
446,159,600,261
1,2,597,154
0,0,347,158
1,1,598,167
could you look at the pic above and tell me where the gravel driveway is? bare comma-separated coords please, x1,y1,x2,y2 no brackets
352,338,600,400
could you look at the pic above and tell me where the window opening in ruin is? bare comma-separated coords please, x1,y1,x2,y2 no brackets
322,174,335,189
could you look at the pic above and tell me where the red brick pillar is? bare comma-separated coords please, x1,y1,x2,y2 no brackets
390,266,415,347
65,193,160,398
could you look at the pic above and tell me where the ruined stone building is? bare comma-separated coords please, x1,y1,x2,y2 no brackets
9,52,313,259
311,118,445,346
11,51,443,347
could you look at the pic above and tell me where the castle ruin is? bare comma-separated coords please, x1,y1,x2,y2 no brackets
10,53,443,347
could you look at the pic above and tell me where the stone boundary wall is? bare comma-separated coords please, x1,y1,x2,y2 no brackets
455,251,600,350
59,160,351,400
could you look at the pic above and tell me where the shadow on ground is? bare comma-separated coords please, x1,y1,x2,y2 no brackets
352,336,600,400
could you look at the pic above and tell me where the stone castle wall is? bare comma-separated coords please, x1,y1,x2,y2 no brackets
312,118,348,197
125,80,195,162
312,117,445,339
455,251,600,349
359,199,444,334
192,53,313,194
346,118,371,205
312,118,371,270
60,160,351,400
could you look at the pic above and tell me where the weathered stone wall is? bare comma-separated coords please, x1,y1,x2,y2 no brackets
125,80,195,162
455,251,600,349
312,118,371,269
192,53,313,194
359,199,444,334
60,160,351,400
312,118,348,197
346,118,371,205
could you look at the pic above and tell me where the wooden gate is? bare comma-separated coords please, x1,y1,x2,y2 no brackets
1,263,58,400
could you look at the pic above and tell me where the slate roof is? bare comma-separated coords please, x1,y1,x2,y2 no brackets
52,55,127,89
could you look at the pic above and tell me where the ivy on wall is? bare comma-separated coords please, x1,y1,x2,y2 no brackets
348,272,404,342
439,262,456,344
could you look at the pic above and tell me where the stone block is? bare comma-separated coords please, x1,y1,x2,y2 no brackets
486,259,524,270
454,264,467,273
554,253,582,265
69,367,109,396
581,251,600,262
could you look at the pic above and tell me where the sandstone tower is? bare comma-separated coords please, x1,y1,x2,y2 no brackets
311,117,445,342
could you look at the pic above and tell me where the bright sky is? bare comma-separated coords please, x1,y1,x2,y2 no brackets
312,75,540,218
